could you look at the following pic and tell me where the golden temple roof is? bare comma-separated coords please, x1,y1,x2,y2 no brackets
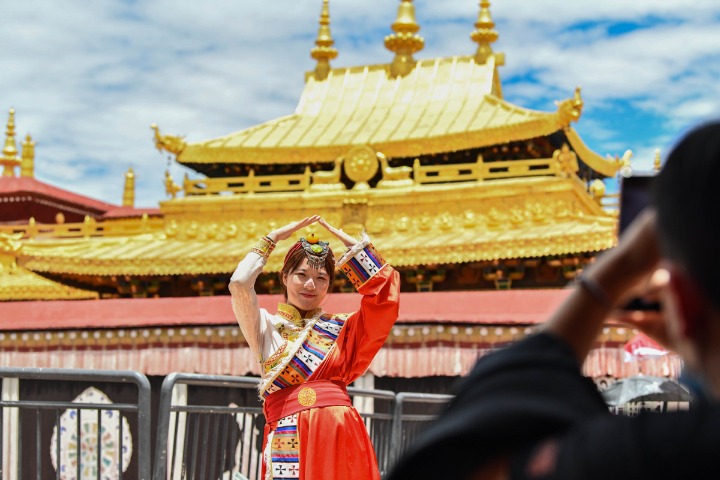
176,55,577,166
1,233,98,300
0,263,98,301
0,1,630,302
11,172,615,276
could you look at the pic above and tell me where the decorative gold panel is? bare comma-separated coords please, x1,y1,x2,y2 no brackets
13,174,616,276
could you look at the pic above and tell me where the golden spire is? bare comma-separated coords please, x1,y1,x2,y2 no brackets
653,148,662,172
384,0,424,78
21,133,35,178
471,1,499,64
123,168,135,207
310,0,338,81
1,108,20,177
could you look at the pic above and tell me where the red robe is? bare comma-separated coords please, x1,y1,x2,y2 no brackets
231,239,400,480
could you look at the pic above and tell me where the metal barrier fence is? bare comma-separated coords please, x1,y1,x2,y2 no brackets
152,374,406,480
0,367,152,480
0,369,453,480
152,374,264,480
388,392,455,469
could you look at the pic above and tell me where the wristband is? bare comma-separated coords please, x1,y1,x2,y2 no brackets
251,236,276,259
576,275,613,309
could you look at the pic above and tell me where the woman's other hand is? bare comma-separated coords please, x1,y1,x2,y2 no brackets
268,215,320,243
318,218,357,247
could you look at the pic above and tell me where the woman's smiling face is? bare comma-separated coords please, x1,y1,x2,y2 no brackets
282,258,330,315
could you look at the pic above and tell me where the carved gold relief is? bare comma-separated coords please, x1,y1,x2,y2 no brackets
0,232,23,254
463,210,477,228
439,213,453,231
165,219,179,238
552,143,579,178
342,198,368,232
377,151,414,188
310,156,345,191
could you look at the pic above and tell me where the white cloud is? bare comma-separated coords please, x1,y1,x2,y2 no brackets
2,0,719,206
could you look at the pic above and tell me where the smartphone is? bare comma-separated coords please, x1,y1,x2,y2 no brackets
619,173,655,234
619,173,660,311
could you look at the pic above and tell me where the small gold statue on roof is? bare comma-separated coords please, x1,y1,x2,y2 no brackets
151,123,186,155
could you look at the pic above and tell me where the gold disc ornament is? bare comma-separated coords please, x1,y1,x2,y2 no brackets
344,145,378,189
297,387,317,407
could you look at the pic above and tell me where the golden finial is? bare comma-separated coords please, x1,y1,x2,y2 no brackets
384,0,424,78
310,0,338,81
123,167,135,207
653,148,662,172
1,108,20,177
21,133,35,178
471,1,499,64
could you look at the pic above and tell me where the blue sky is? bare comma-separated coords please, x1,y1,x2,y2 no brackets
2,1,719,207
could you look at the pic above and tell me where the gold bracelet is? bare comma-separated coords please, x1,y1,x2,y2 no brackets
251,236,276,259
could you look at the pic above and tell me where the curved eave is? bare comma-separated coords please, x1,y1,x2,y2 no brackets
178,113,561,165
0,266,99,301
565,126,621,177
18,217,616,276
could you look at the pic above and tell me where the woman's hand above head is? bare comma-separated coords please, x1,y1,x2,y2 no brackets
267,215,321,243
318,218,357,248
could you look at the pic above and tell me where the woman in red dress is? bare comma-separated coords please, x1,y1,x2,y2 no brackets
229,215,400,480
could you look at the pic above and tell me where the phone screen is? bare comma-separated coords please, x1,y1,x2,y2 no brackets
619,174,655,234
619,173,659,310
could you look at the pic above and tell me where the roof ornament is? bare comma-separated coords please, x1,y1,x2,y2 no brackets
471,1,499,65
310,0,338,81
0,231,23,255
151,123,186,156
164,170,182,199
653,148,662,172
1,108,20,177
21,134,35,178
123,168,135,207
384,0,424,78
555,87,584,127
615,149,634,177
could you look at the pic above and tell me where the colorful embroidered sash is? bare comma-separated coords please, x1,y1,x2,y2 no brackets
263,314,346,398
263,314,347,480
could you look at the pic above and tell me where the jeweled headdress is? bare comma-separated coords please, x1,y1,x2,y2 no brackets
283,233,331,270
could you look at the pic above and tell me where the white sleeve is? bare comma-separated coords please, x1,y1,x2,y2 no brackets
229,252,268,361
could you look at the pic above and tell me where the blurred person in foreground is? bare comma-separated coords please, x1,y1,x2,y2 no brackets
389,119,720,479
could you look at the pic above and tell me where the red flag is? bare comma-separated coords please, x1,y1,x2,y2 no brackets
623,332,668,361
